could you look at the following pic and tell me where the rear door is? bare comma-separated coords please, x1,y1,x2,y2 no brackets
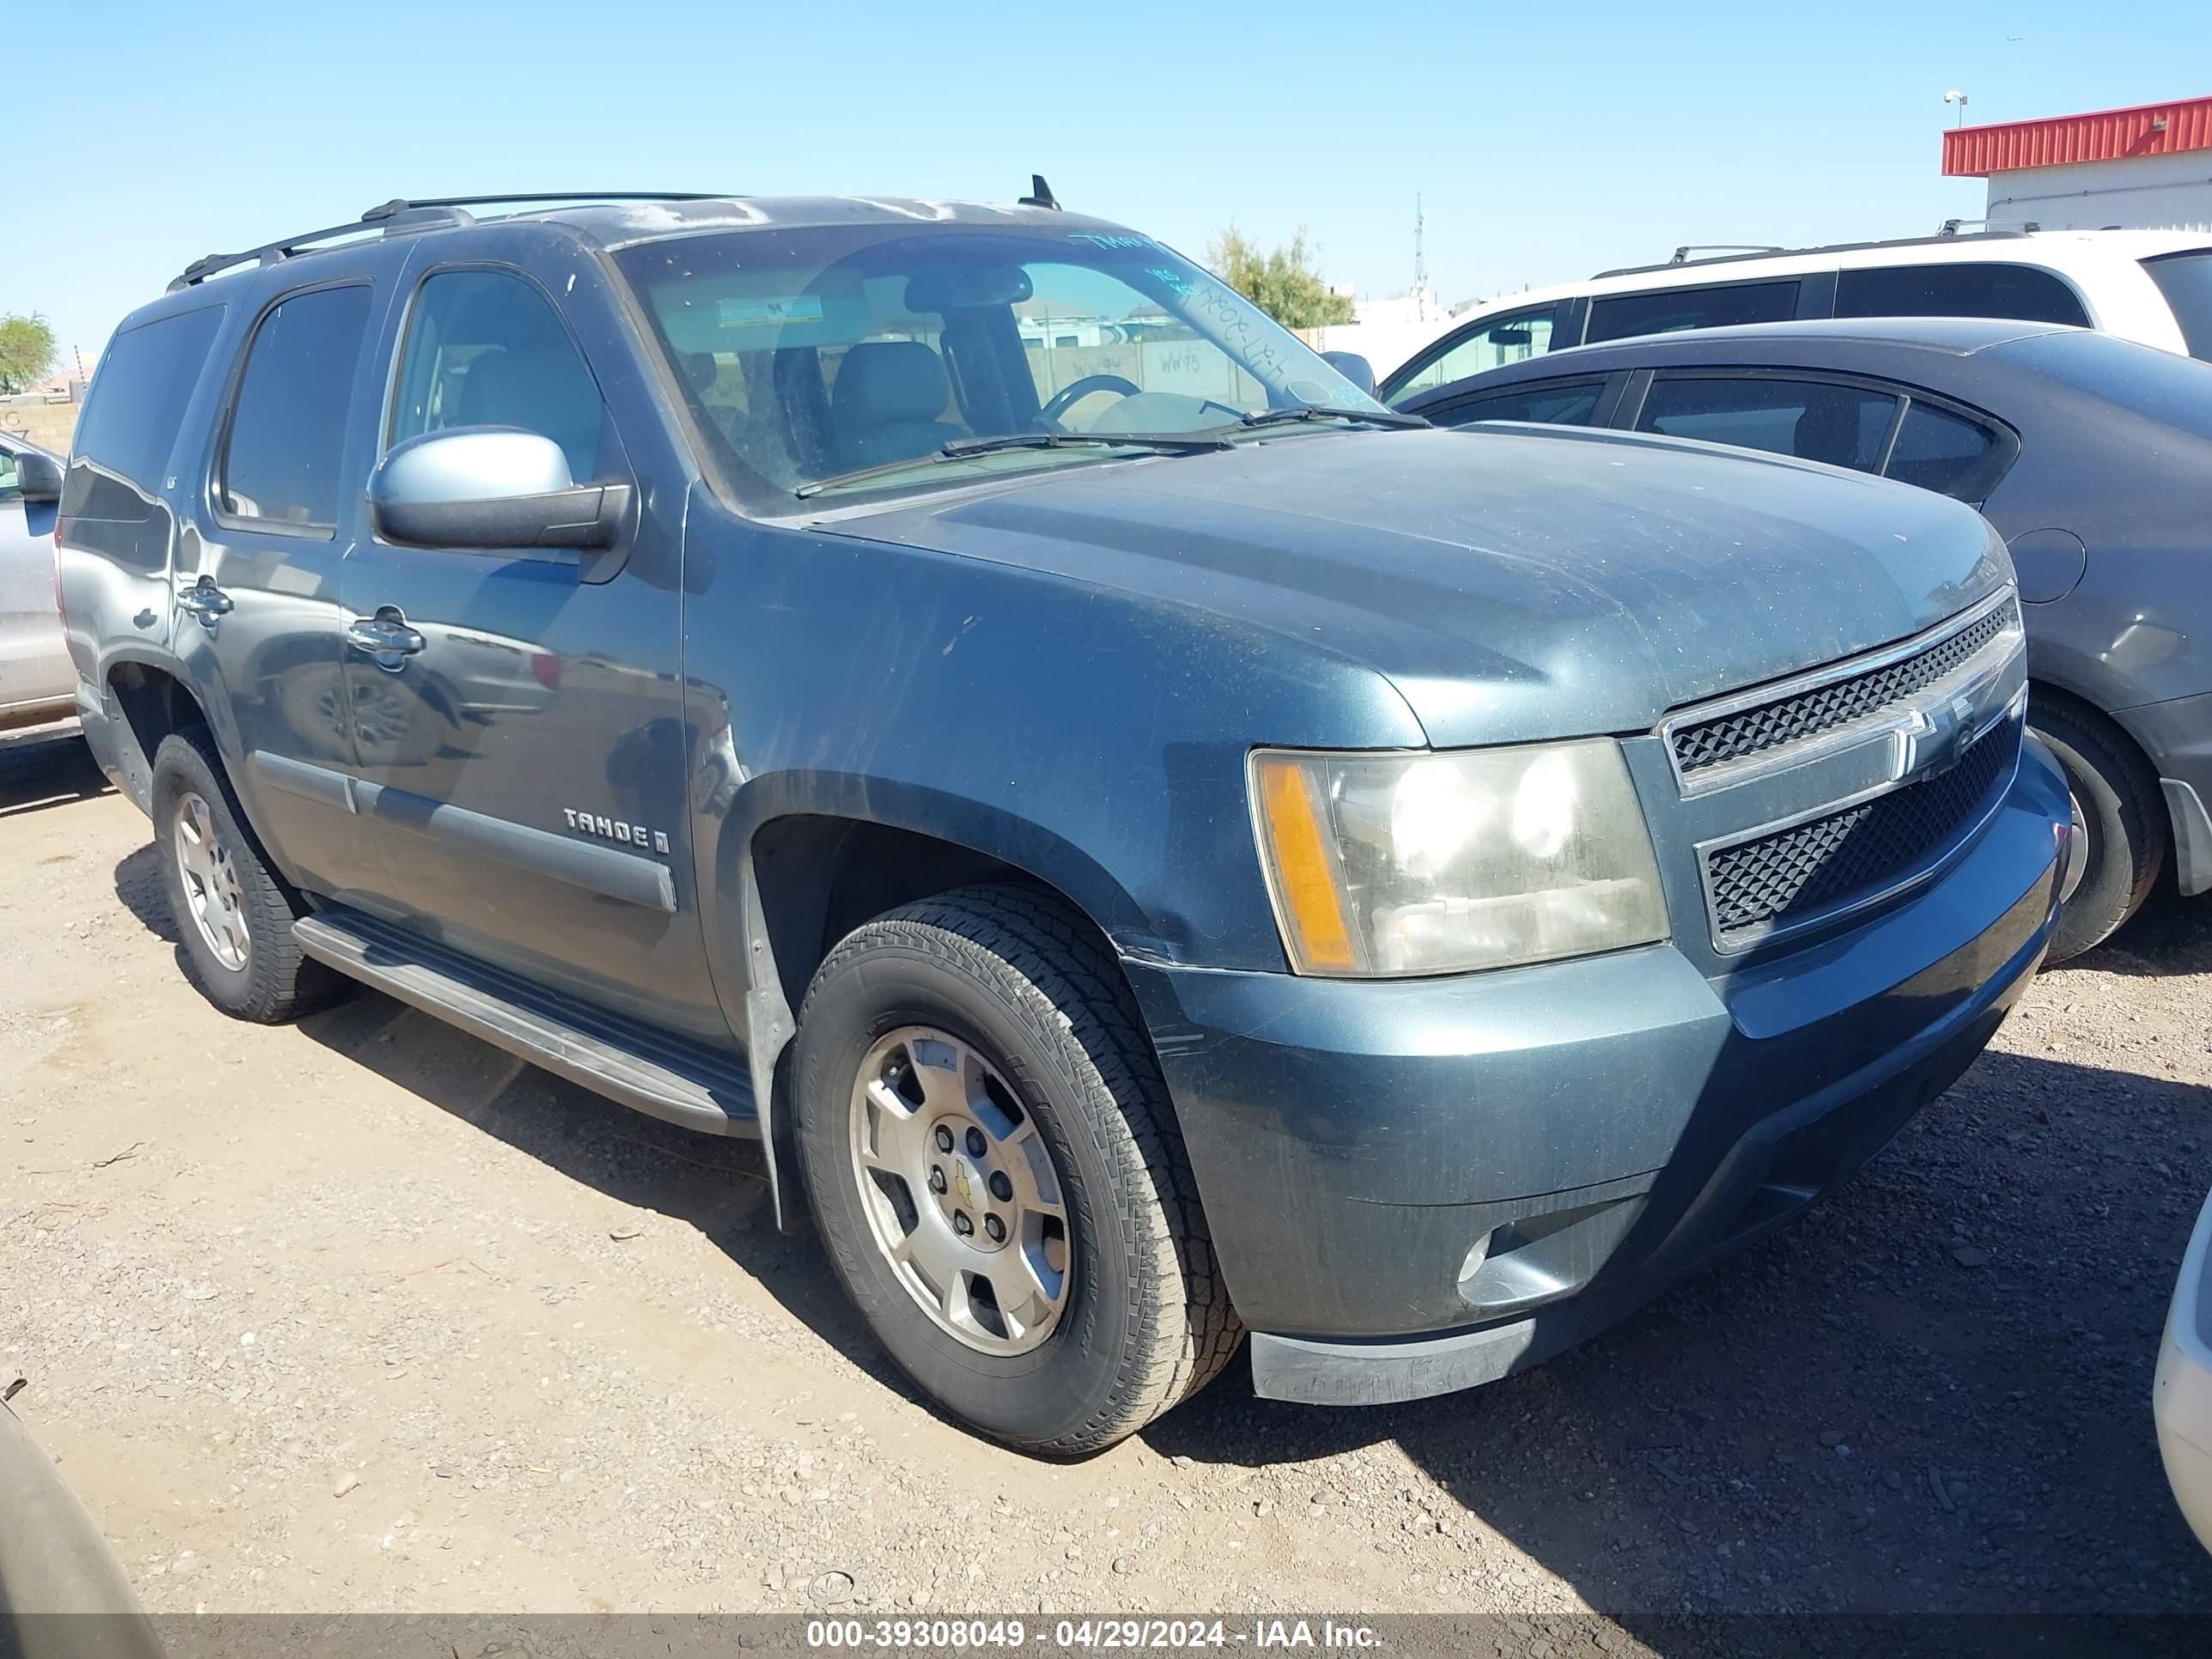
336,229,718,1039
0,439,72,725
170,249,399,905
1624,370,1905,473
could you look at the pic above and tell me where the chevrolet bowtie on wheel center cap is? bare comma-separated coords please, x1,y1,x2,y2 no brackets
848,1025,1071,1355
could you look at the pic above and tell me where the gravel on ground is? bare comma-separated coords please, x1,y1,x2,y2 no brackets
3,738,2209,1638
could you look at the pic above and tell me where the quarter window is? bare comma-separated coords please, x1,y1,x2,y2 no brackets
218,286,374,532
1584,282,1798,345
1835,263,2091,328
389,270,605,483
1386,307,1557,404
1883,403,2007,500
68,305,226,530
1635,376,1899,471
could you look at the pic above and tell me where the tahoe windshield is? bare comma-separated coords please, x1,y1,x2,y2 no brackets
614,222,1395,502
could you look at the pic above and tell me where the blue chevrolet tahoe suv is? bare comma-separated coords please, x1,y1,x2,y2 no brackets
56,190,2070,1452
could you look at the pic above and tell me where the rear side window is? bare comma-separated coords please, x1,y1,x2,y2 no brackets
389,270,605,484
67,305,225,523
1385,307,1557,404
2142,250,2212,361
1585,282,1797,345
1443,380,1607,428
1835,263,2091,328
1634,376,1899,471
1883,403,2009,500
217,285,374,532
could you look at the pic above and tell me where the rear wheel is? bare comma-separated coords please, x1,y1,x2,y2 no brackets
2030,696,2166,962
793,884,1240,1454
150,727,346,1022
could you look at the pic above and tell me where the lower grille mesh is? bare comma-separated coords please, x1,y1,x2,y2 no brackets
1707,730,2014,939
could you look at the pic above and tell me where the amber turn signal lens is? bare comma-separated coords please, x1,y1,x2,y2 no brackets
1254,755,1359,973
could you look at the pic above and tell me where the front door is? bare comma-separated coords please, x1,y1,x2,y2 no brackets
337,239,716,1039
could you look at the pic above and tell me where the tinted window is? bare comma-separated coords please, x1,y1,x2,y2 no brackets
68,305,225,516
218,286,374,532
390,270,605,483
1386,307,1556,404
1585,282,1797,344
1882,403,2007,499
1835,263,2091,328
2142,250,2212,361
1443,380,1606,428
1635,376,1898,471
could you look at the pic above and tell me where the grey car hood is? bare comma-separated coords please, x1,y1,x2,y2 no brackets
821,425,2010,747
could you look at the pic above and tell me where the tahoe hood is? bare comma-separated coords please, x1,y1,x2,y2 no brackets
820,425,2012,748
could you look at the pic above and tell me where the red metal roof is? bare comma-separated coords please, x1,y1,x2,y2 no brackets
1943,94,2212,176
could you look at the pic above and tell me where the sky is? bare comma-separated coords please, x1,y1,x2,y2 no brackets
9,1,2206,374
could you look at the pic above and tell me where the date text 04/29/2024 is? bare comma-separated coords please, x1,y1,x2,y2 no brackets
803,1619,1383,1650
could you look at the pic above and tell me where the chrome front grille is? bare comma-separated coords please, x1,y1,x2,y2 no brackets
1656,587,2027,953
1671,602,2014,779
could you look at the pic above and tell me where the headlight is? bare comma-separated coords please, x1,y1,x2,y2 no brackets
1249,741,1669,976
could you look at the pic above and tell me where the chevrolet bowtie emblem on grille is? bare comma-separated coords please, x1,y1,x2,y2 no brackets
563,809,671,855
1897,690,1984,781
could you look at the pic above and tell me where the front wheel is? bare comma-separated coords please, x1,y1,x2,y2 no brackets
2030,697,2167,963
793,885,1240,1454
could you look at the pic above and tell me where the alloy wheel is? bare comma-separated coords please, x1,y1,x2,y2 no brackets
848,1025,1073,1356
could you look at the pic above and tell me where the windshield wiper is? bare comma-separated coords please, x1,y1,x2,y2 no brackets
1234,404,1430,432
794,430,1232,499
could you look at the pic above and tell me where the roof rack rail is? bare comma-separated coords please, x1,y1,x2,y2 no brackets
1671,244,1783,264
167,205,469,292
1592,226,2042,281
1937,216,2040,236
167,192,728,292
359,191,724,222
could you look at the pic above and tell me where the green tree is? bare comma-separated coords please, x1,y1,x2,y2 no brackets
0,313,58,395
1206,227,1356,329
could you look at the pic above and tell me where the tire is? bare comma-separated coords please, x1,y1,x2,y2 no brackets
2030,696,2166,963
793,884,1241,1454
149,726,346,1023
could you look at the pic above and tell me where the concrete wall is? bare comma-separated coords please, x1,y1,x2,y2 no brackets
1983,150,2212,231
0,398,80,454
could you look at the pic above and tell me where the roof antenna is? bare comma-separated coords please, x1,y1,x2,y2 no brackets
1019,173,1060,210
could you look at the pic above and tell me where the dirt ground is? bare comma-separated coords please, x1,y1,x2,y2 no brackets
4,735,2210,1640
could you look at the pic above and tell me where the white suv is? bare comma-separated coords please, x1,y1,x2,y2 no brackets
1380,227,2212,404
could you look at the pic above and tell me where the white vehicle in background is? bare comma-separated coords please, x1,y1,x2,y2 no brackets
1377,225,2212,404
0,432,79,747
2159,1188,2212,1556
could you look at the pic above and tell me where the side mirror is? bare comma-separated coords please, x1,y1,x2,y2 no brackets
15,450,64,502
1321,351,1376,397
368,428,631,550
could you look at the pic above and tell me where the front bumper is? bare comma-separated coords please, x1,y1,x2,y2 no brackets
1124,744,2069,1406
2156,1187,2212,1556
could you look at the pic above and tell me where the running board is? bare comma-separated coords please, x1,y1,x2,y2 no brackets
293,908,757,1138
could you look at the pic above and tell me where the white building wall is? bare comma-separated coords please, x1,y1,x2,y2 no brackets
1984,149,2212,231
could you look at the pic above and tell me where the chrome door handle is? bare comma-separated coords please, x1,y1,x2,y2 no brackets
176,577,233,628
343,606,427,669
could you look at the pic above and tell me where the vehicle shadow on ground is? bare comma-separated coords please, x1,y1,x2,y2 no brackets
2061,887,2212,979
104,843,2212,1627
104,853,984,1443
0,738,107,818
1146,913,2212,1624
